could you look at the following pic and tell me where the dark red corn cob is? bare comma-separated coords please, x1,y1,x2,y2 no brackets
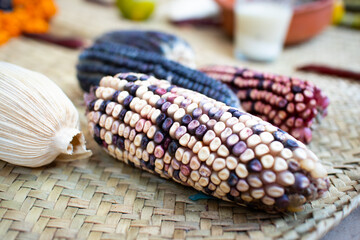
200,65,330,144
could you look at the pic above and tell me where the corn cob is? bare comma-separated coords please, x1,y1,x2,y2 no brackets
77,42,241,108
200,65,330,144
95,30,196,68
85,72,329,213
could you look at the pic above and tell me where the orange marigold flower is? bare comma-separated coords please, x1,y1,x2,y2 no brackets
23,18,49,34
1,12,21,37
0,0,57,45
0,31,11,45
41,0,57,18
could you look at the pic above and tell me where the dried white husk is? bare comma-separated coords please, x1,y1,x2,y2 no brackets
0,62,92,167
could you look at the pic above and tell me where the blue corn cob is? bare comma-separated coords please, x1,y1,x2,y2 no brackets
77,41,241,108
95,30,195,68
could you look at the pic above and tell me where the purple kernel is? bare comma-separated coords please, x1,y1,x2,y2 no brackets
180,165,191,176
188,120,200,135
226,134,240,149
149,154,156,163
195,125,207,140
206,119,217,130
87,100,96,111
294,173,310,190
208,107,218,118
162,118,173,132
192,108,202,119
278,99,288,108
273,130,285,142
112,134,118,144
140,135,150,149
149,155,156,168
125,74,138,82
227,172,239,187
112,91,121,102
116,137,125,149
148,85,157,92
285,139,299,150
175,126,187,139
288,160,300,172
275,194,290,209
129,85,140,96
181,114,192,126
116,73,126,79
173,170,180,180
214,110,224,120
155,113,167,127
228,108,236,113
100,100,110,112
93,124,101,138
123,95,133,109
118,109,127,121
233,110,244,118
124,82,134,92
154,131,165,144
155,98,166,109
140,75,149,81
168,141,179,156
292,85,302,93
252,124,266,134
161,102,171,112
232,141,247,156
247,159,262,172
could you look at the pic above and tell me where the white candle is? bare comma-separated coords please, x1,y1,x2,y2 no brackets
234,1,293,62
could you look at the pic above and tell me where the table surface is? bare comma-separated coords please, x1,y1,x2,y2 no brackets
322,207,360,240
0,0,360,239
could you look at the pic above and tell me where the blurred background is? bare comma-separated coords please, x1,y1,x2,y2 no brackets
0,0,360,239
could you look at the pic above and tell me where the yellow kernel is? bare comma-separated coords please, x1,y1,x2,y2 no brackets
240,149,254,162
273,157,288,172
235,163,248,178
213,158,226,171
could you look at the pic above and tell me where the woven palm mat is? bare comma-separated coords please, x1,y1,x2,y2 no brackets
1,1,360,239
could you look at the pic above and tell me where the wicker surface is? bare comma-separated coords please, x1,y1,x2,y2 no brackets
1,0,360,239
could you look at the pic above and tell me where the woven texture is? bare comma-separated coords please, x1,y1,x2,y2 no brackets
1,0,360,239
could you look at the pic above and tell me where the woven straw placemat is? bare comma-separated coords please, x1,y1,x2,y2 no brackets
1,0,360,239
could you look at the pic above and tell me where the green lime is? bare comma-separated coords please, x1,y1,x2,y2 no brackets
116,0,156,21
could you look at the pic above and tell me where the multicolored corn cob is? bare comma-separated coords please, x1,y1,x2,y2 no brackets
200,65,330,144
77,41,240,107
95,30,196,68
85,72,329,213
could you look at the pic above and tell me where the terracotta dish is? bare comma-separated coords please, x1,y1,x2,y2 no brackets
215,0,334,45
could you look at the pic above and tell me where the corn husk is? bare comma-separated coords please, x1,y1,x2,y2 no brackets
0,62,92,167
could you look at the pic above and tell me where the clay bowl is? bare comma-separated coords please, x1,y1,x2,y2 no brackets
215,0,334,45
